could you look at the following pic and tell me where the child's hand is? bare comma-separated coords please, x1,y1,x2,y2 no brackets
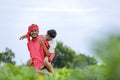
40,40,45,47
19,35,26,40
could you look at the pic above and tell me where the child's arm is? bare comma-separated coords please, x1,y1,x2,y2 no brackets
19,34,26,40
40,40,51,56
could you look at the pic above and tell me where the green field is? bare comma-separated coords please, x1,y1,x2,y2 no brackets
0,64,105,80
0,63,119,80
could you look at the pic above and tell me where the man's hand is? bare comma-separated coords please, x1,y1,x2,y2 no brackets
27,59,33,66
19,35,26,40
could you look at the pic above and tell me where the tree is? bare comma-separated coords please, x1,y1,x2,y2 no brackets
0,48,15,65
53,41,97,69
73,54,97,69
53,41,76,68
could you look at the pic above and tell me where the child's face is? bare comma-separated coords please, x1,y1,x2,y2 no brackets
30,30,38,39
45,33,53,41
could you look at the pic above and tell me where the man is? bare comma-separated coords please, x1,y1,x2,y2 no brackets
19,24,57,73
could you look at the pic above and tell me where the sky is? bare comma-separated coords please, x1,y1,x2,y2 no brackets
0,0,120,65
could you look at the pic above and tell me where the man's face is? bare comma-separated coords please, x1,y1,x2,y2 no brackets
45,33,53,41
30,30,38,39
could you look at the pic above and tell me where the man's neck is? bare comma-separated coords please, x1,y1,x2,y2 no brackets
32,36,39,40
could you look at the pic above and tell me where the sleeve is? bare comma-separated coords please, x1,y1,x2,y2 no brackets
48,40,57,53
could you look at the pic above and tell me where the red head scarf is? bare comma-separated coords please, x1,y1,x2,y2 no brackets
26,24,39,41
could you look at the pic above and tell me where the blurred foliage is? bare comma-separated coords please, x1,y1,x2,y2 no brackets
92,34,120,80
0,64,73,80
0,48,15,65
70,65,107,80
0,64,38,80
0,64,107,80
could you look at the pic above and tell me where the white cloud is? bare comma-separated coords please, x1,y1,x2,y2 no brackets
0,6,98,13
23,8,98,13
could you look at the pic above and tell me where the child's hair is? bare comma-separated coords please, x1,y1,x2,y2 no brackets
47,29,57,38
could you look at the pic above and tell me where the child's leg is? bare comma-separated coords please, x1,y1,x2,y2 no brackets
44,57,54,74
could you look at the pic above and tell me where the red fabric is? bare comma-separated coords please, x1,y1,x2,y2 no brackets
26,24,39,41
27,36,50,70
48,53,55,62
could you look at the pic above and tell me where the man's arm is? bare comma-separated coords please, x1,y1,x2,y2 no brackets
40,40,51,56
